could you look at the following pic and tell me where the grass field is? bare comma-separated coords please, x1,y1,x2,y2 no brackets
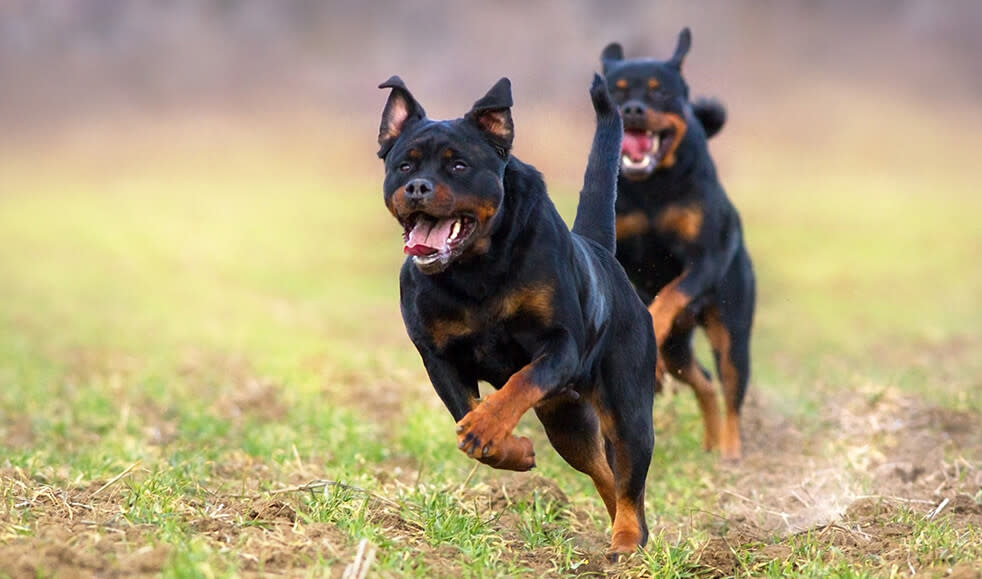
1,112,980,578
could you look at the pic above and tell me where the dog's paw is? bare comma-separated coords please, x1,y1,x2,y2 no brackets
456,406,510,458
590,73,617,118
456,404,532,469
605,531,643,562
481,435,536,471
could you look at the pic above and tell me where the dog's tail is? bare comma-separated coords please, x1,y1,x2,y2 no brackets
571,74,622,254
692,97,726,139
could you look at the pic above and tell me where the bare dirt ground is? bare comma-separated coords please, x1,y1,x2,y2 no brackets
692,387,982,577
1,343,980,578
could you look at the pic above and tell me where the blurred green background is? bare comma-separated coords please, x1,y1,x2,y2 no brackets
2,0,981,474
3,0,981,473
0,2,980,575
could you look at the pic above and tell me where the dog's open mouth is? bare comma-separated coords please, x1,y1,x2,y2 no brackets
402,212,478,272
621,129,673,179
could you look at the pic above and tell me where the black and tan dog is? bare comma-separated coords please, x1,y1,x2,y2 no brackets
601,28,756,461
378,75,656,557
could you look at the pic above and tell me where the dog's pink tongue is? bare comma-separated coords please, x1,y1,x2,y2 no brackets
622,131,652,162
405,218,454,256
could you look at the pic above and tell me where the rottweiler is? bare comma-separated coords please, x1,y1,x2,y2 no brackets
378,75,656,557
601,28,756,461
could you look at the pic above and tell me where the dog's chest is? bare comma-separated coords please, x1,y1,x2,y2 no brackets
419,284,556,383
653,204,703,242
424,283,554,351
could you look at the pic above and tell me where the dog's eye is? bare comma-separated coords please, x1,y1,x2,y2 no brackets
451,160,468,173
398,162,414,173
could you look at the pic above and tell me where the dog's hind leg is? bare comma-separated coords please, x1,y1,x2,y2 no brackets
535,397,616,520
660,327,722,452
703,254,755,461
704,307,751,461
593,358,655,559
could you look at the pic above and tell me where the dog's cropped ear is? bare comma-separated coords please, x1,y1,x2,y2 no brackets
601,42,624,74
669,28,691,70
465,77,513,159
378,76,426,159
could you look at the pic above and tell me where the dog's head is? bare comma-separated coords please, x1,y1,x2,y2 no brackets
601,28,693,181
378,77,513,275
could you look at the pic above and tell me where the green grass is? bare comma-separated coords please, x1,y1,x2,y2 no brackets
0,121,980,577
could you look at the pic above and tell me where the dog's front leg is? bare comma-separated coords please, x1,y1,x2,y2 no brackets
417,349,481,422
650,251,725,347
456,330,578,471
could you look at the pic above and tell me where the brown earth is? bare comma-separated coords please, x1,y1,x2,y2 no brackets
1,346,980,577
687,385,982,578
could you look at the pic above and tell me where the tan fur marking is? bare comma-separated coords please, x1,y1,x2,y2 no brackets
472,237,491,255
722,410,741,461
430,182,454,207
704,308,742,460
585,403,619,520
642,110,688,168
456,363,545,470
673,359,722,451
608,496,644,555
428,284,554,349
704,309,736,403
390,182,455,218
497,284,555,324
615,211,650,239
647,78,659,90
660,112,687,168
428,316,474,350
649,276,692,384
585,445,617,520
606,419,647,555
615,78,628,90
655,205,703,241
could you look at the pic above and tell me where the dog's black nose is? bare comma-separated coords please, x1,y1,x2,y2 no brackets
621,101,647,123
404,178,434,202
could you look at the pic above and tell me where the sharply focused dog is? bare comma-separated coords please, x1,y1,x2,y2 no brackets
601,28,756,461
378,75,657,557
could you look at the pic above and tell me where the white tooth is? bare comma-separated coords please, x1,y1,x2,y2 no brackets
414,254,440,265
450,219,461,240
652,135,660,151
622,154,653,170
